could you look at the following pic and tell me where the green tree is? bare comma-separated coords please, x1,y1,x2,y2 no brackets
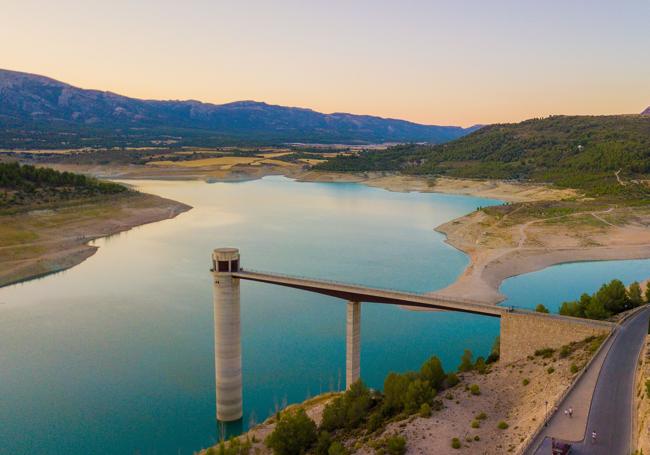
458,349,473,372
584,297,610,320
320,380,372,432
487,336,500,363
404,379,434,412
535,304,550,313
474,356,487,374
596,279,630,314
629,282,644,307
382,373,411,415
446,373,460,387
314,431,332,455
266,409,317,455
420,356,446,389
646,284,650,304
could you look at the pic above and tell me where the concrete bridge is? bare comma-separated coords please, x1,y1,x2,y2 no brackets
210,248,614,421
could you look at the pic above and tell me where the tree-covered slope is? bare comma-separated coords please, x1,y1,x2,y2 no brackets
0,162,126,209
318,115,650,197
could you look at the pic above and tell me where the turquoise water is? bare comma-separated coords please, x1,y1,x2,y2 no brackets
0,176,648,454
501,259,650,312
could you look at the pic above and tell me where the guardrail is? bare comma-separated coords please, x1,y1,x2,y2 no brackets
516,326,617,455
236,268,504,309
517,305,649,454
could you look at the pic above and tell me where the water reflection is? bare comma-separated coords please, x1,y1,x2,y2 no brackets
6,177,644,453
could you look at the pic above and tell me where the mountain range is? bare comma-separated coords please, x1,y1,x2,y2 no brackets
642,106,650,115
0,69,478,148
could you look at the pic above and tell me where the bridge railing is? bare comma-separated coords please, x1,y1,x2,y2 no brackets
236,268,502,309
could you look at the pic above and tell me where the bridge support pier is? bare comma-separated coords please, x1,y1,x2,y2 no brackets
211,248,243,421
346,300,361,389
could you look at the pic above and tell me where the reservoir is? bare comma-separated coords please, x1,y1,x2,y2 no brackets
1,177,648,454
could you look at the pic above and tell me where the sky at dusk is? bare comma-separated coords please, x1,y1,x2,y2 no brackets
3,0,649,126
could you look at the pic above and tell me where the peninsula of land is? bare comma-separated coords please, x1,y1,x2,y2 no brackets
5,152,649,310
0,162,191,287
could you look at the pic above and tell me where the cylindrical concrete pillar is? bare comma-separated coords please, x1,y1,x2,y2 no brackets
211,248,242,421
346,300,361,389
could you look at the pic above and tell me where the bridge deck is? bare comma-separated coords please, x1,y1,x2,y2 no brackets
232,269,507,317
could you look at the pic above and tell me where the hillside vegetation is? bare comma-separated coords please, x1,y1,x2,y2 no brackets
0,68,474,148
0,162,126,210
317,115,650,198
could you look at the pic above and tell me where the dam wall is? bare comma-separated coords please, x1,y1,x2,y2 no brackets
500,312,613,364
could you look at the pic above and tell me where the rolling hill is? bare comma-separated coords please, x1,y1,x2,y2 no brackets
318,114,650,197
0,69,476,148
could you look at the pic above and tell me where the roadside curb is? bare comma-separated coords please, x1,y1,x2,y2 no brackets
517,323,617,454
519,304,650,454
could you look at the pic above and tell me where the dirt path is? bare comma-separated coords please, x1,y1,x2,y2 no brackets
431,206,650,304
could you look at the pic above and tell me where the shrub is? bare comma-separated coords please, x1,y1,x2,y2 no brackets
522,378,530,386
475,356,488,374
474,435,480,441
628,282,644,307
366,411,384,432
645,379,650,398
321,380,372,431
451,438,461,449
547,367,555,374
381,373,411,416
497,421,509,430
221,437,251,455
534,348,555,358
327,442,348,455
570,363,579,374
486,352,499,364
475,412,487,420
469,384,481,396
419,403,432,418
266,409,317,455
314,431,332,455
458,349,474,372
420,356,446,389
404,379,434,412
487,336,500,363
471,419,480,428
446,373,460,387
385,436,406,455
559,345,571,358
535,304,550,313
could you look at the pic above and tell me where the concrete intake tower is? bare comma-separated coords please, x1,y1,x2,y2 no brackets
211,248,242,422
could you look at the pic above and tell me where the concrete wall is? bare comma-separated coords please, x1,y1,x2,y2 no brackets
500,312,612,364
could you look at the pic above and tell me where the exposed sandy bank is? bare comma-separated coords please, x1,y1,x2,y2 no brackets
45,164,575,204
26,164,650,305
432,207,650,304
0,193,191,287
297,171,577,203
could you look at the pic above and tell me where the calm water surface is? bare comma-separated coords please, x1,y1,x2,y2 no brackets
1,177,648,454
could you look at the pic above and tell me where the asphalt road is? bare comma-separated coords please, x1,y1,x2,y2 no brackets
532,306,650,455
